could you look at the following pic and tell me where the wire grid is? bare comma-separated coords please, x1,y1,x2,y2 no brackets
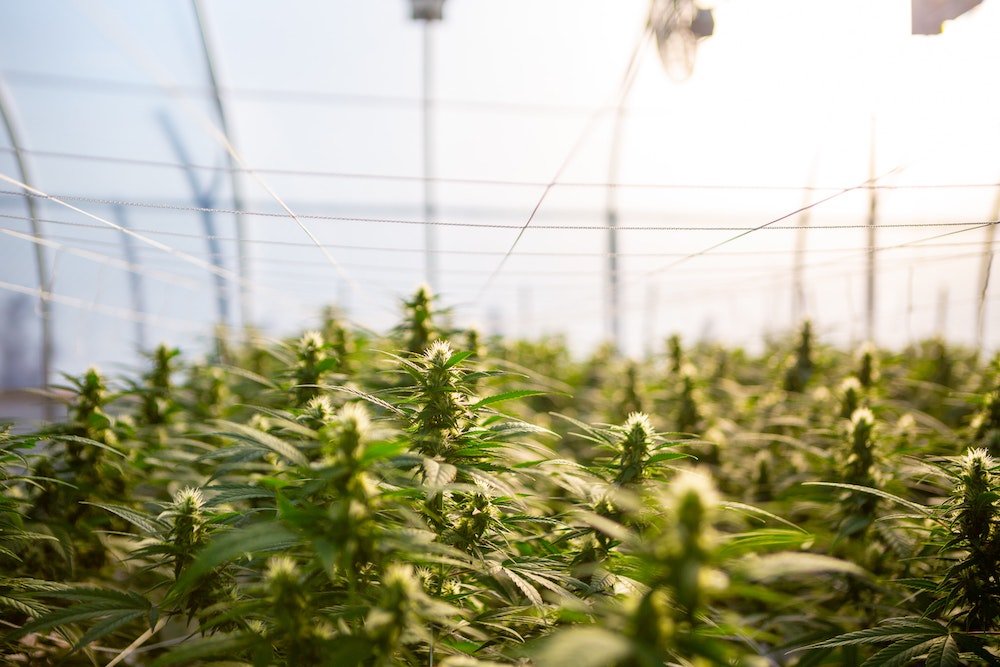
0,0,997,386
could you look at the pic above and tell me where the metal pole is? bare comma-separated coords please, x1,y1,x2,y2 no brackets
112,205,147,351
159,114,230,333
422,21,439,292
642,284,658,358
606,103,626,352
0,78,53,412
191,0,252,331
792,157,819,323
604,47,643,354
935,286,949,338
975,191,1000,350
865,117,878,344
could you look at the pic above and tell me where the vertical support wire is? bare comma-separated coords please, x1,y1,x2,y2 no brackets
0,78,53,415
191,0,252,331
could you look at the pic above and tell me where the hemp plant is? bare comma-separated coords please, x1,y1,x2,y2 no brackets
807,448,1000,664
783,320,815,393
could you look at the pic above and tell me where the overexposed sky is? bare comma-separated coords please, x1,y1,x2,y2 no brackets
0,0,998,377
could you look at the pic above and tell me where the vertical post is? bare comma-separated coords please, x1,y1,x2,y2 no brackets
606,102,626,352
935,286,949,338
642,284,658,358
422,21,439,292
906,265,915,346
191,0,252,331
975,191,1000,350
864,117,878,344
0,78,52,414
112,205,147,351
518,285,531,340
604,51,644,354
410,0,445,291
159,114,230,335
792,156,819,323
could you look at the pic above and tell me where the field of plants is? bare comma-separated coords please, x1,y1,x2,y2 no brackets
3,286,1000,666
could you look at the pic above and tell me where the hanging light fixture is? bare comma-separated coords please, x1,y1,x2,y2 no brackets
648,0,714,80
410,0,445,21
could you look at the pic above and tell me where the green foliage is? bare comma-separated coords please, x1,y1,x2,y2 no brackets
3,287,1000,665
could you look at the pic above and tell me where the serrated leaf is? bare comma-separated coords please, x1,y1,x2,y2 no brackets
170,523,297,600
322,384,404,416
722,501,807,532
204,486,275,507
925,635,959,667
50,434,127,458
0,594,48,617
863,636,945,667
74,609,146,649
741,552,865,582
805,618,945,650
422,457,457,488
86,503,167,535
9,592,149,641
499,567,542,606
471,390,545,410
803,482,933,517
444,350,474,368
211,420,308,467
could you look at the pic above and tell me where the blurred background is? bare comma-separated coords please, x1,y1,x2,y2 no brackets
0,0,998,416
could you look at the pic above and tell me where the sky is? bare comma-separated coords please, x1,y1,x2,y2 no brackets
0,0,998,384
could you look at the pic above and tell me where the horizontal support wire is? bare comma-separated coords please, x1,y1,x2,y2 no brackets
0,178,346,324
0,278,206,332
2,146,997,192
2,67,611,116
1,227,202,291
28,228,997,266
255,248,993,293
523,222,1000,318
0,190,991,232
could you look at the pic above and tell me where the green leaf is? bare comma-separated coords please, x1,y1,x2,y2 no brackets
85,503,167,535
170,523,297,599
471,390,545,410
204,485,275,507
498,566,542,606
444,350,474,368
50,434,127,458
0,594,48,617
805,618,946,650
531,627,633,667
422,457,458,488
803,482,933,517
740,552,866,582
322,384,405,416
9,588,151,641
718,530,813,558
74,609,146,649
863,636,945,667
150,633,259,666
924,635,960,667
211,420,308,467
722,501,807,532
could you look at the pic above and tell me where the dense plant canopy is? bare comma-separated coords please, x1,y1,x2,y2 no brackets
2,290,999,666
